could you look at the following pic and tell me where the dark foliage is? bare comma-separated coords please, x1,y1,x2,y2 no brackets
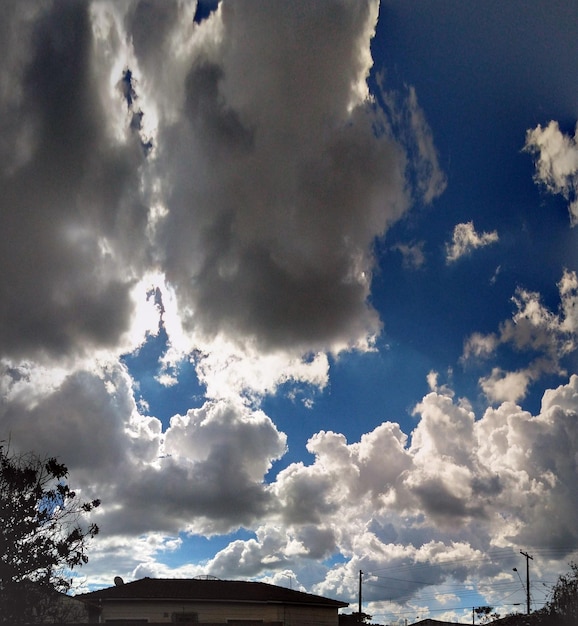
339,612,373,624
0,444,100,623
538,562,578,626
475,605,500,623
497,563,578,626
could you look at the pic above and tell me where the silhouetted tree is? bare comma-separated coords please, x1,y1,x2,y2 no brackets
541,562,578,626
475,605,500,623
0,444,100,623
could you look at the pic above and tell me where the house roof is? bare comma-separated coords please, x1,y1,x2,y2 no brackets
79,577,348,609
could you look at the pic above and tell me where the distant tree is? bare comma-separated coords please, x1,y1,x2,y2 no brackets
474,605,500,623
0,444,100,623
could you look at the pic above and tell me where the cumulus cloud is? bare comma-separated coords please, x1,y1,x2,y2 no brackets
77,533,191,590
5,351,578,610
150,0,416,355
99,399,288,536
1,360,286,540
525,120,578,226
193,343,330,402
0,0,449,556
0,360,161,484
0,0,446,395
63,369,577,599
462,269,578,402
204,525,310,579
445,221,499,263
258,376,578,604
479,367,536,404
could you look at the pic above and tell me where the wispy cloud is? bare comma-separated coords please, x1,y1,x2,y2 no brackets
391,241,426,269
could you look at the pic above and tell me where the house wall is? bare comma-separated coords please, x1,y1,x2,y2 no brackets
97,600,338,626
282,604,340,626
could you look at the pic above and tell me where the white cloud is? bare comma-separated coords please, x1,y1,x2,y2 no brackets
445,221,499,263
204,525,315,579
164,400,286,484
434,592,459,605
5,361,576,609
490,264,502,285
558,268,578,333
479,367,535,404
0,0,445,531
0,361,161,485
525,120,578,226
193,342,330,402
426,369,455,397
76,533,192,591
462,269,578,401
475,376,578,549
0,358,287,538
262,376,578,599
102,399,288,537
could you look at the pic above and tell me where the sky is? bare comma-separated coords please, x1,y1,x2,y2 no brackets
1,1,578,623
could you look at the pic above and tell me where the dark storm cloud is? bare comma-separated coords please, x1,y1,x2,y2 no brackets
0,1,149,360
0,0,443,361
151,0,420,354
0,1,513,601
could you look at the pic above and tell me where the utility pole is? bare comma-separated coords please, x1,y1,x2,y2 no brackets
520,550,533,615
358,570,363,622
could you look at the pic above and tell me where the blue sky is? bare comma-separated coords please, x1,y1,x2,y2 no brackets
1,1,578,624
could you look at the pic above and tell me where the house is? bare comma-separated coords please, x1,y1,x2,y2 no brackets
78,577,348,625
